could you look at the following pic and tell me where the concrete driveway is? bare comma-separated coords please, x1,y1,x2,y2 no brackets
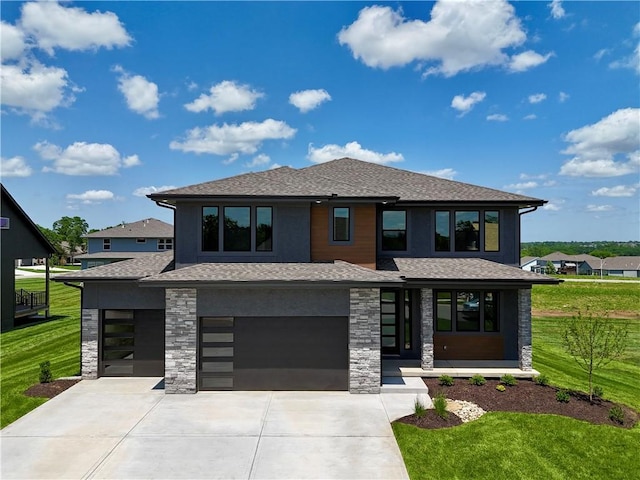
1,378,413,479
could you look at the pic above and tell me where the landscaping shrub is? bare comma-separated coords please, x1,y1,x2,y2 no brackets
438,375,454,386
39,361,52,384
433,393,448,419
556,389,570,403
500,374,518,387
469,374,486,386
414,397,427,418
593,385,604,399
496,384,506,392
534,374,550,386
608,406,624,425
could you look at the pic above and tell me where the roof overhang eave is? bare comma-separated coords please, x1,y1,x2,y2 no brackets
138,279,404,288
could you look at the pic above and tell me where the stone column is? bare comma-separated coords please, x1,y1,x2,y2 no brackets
349,288,381,394
81,308,99,379
518,289,533,371
165,288,198,394
420,289,434,370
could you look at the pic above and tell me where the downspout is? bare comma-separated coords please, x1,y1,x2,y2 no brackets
518,206,539,265
63,282,83,377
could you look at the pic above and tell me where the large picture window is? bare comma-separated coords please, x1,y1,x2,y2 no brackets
484,211,500,252
382,210,407,251
434,209,500,253
202,206,273,252
435,290,499,333
224,207,251,252
455,211,479,251
202,207,219,251
333,207,350,242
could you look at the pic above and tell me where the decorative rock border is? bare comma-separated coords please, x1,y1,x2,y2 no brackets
446,399,486,423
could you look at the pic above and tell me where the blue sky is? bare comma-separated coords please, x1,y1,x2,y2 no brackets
1,1,638,242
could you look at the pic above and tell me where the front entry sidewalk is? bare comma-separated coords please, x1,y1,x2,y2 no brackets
1,378,411,479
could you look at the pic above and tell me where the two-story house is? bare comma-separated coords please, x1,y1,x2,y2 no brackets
76,218,173,269
55,158,558,394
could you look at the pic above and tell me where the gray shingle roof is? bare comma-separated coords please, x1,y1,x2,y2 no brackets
378,257,559,284
139,261,402,286
52,251,174,281
85,218,173,239
149,158,544,206
602,256,640,271
540,252,600,263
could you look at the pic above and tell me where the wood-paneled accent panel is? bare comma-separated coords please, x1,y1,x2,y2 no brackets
310,204,376,269
433,334,504,360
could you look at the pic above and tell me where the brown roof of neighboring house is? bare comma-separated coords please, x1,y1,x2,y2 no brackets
149,158,544,206
85,218,173,239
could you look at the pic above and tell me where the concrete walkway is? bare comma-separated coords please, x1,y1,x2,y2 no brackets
1,378,414,479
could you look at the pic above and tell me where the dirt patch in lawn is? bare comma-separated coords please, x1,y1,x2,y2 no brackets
396,379,638,430
24,379,80,399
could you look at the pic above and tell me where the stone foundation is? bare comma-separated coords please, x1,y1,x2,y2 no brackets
518,289,533,371
165,288,197,393
81,308,99,379
349,288,380,393
420,288,434,370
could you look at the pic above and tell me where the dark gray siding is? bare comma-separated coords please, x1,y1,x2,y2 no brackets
197,287,349,317
174,201,310,267
83,282,166,309
501,290,519,360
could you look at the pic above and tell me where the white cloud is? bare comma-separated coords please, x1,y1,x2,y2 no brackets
609,44,640,76
269,163,283,170
504,181,538,190
487,113,508,122
523,114,537,120
114,66,160,119
542,200,563,211
1,156,33,177
0,62,73,116
132,185,177,197
520,173,548,180
170,119,296,157
586,204,614,212
66,189,115,204
560,108,640,177
184,80,263,115
509,50,553,72
451,92,486,115
591,185,638,197
1,21,26,61
307,141,403,165
289,89,332,113
20,1,131,55
35,141,141,175
558,91,570,103
338,1,551,77
548,1,566,20
594,49,610,62
528,93,547,104
423,168,457,180
245,153,271,168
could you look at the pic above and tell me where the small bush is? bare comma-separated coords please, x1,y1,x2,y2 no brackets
433,393,449,419
608,406,624,425
556,389,570,403
496,384,506,392
414,397,427,418
593,385,604,399
438,375,454,386
500,374,518,387
534,374,549,386
469,374,486,386
39,361,52,384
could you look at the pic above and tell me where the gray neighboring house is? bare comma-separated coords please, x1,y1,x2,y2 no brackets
538,252,600,275
55,158,558,394
592,256,640,278
77,218,173,269
1,184,56,331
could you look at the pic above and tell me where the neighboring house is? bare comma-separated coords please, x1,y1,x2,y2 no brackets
60,241,86,265
538,252,599,275
76,218,173,269
520,256,545,273
592,256,640,278
55,158,558,394
1,184,56,331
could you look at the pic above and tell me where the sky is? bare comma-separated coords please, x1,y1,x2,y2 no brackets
1,0,639,242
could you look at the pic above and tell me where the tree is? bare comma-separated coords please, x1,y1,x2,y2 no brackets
563,310,628,402
52,216,89,263
545,261,556,275
37,225,65,265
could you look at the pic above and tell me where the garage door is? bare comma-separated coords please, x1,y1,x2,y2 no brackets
101,309,165,377
199,316,348,391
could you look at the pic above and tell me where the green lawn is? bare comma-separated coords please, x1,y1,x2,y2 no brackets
0,279,80,428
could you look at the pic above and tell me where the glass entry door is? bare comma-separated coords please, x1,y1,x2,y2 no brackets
380,290,399,354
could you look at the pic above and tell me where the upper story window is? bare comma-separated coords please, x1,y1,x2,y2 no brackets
333,207,350,242
435,290,499,333
136,238,146,244
202,206,273,253
435,210,500,253
158,238,173,251
103,238,111,251
381,210,407,251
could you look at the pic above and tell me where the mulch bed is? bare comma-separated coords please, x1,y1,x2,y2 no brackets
396,378,638,430
24,379,80,399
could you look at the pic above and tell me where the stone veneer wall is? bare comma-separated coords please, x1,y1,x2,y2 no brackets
81,308,99,379
518,289,533,371
420,289,434,370
349,288,381,393
165,288,197,393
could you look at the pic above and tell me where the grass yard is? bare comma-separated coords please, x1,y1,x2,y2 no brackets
0,279,80,428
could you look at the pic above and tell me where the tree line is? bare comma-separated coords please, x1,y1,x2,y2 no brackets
522,241,640,259
38,216,99,265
